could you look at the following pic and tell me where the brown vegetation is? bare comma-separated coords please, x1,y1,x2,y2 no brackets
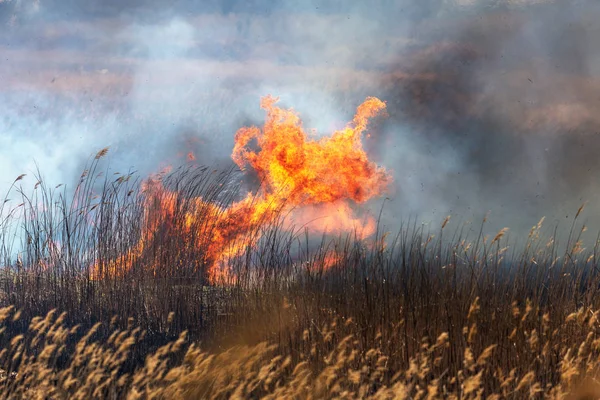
1,159,600,398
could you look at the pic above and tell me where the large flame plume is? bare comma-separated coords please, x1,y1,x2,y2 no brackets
91,95,391,283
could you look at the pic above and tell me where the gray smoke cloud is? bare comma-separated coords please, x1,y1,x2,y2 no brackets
371,0,600,239
1,0,599,242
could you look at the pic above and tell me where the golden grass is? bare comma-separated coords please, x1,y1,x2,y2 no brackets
0,300,598,399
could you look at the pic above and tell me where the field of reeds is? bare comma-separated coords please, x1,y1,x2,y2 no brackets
1,155,600,399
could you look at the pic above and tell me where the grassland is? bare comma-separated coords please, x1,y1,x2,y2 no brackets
0,157,599,399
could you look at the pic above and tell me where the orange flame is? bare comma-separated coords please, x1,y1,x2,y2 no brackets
232,95,389,206
91,95,390,283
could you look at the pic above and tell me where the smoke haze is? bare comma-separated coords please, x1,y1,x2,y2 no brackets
2,0,600,240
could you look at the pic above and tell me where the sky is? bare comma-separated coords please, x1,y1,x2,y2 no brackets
2,0,600,241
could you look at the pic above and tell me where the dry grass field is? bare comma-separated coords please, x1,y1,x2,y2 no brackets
2,101,600,398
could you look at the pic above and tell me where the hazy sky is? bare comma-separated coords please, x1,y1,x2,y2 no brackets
2,0,600,239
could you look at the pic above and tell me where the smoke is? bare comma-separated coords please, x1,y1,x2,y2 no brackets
2,0,600,240
372,0,600,238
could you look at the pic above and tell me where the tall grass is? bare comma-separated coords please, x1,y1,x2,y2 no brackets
1,158,600,398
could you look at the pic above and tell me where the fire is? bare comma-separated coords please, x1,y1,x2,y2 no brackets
285,202,377,238
232,96,389,206
91,95,390,282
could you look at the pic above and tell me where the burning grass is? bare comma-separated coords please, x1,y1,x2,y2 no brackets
2,165,600,398
2,96,600,398
86,95,390,284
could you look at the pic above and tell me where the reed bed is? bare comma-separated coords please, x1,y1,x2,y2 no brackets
0,155,599,398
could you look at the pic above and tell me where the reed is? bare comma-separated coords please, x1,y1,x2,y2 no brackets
0,162,599,398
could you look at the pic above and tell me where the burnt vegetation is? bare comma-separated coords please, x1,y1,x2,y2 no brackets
0,155,599,398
